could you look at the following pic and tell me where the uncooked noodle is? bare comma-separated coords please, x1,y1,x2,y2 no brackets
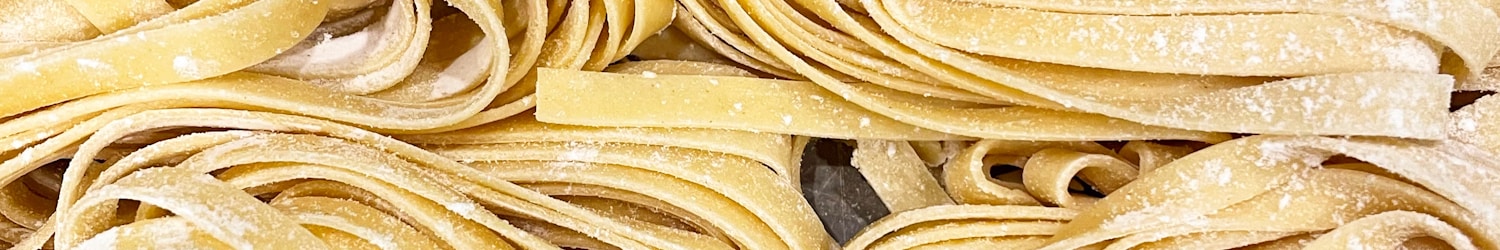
0,0,1497,249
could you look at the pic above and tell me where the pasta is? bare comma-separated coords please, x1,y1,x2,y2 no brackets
1,0,1497,249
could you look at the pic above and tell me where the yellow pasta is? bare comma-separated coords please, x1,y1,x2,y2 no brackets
1,0,1498,249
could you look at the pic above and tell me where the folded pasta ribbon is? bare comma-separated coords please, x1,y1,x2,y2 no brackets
675,0,1484,139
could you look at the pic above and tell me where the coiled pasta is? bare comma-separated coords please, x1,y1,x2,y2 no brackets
1,0,1497,249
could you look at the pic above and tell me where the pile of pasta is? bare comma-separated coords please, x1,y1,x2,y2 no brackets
1,0,1498,249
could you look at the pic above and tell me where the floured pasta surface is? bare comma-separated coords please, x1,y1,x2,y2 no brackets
0,0,1497,249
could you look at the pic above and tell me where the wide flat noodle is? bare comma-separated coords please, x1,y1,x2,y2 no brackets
0,106,832,249
1041,136,1500,249
671,0,1474,139
2,0,1499,249
0,0,329,117
536,65,1230,142
849,140,952,213
843,205,1076,250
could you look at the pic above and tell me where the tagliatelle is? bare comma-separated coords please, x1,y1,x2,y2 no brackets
848,140,952,213
843,205,1078,250
2,0,1500,249
0,107,833,249
669,0,1482,138
534,67,1232,142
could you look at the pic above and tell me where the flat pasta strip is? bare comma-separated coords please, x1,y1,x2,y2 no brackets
1,0,1498,249
677,0,1472,138
535,66,1230,141
843,205,1076,250
1040,136,1500,249
397,113,804,180
849,140,953,213
3,105,838,249
434,140,834,249
0,0,331,117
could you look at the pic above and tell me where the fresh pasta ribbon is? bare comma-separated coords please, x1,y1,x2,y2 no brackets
1019,148,1138,209
396,112,808,183
0,0,675,134
0,0,679,133
2,0,1499,249
534,63,1231,142
1038,135,1500,250
843,205,1078,250
669,0,803,79
424,139,832,249
0,106,835,249
848,140,952,213
1116,141,1195,176
0,0,523,133
399,60,836,248
670,0,1486,138
0,0,331,118
1452,94,1500,154
531,52,1500,249
887,0,1498,76
1300,211,1475,250
0,0,837,248
835,132,1499,249
940,140,1127,208
0,108,520,249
